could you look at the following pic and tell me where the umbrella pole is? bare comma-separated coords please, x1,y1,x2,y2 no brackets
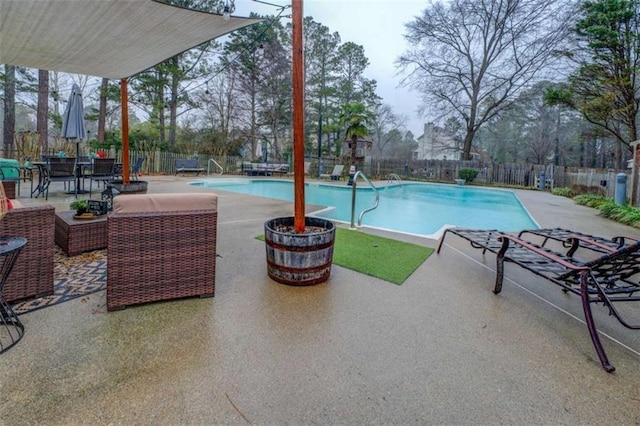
76,139,82,194
292,0,305,233
121,78,130,185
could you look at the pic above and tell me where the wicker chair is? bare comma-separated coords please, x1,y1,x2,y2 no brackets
107,193,218,311
0,204,55,303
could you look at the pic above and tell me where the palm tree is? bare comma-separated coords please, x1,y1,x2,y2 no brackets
339,102,373,164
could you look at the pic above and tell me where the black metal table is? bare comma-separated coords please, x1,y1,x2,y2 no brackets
0,236,28,354
31,162,49,198
72,161,92,195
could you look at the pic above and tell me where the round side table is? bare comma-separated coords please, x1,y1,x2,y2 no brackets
0,236,28,354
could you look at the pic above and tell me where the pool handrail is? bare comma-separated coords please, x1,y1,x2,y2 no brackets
387,173,402,183
208,158,224,175
350,171,379,229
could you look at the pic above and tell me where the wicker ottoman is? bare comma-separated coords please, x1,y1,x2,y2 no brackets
55,211,108,256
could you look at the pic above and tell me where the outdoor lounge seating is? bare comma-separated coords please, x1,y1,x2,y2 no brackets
287,161,311,176
438,227,640,372
319,164,344,180
130,157,145,181
175,158,204,176
0,204,55,303
0,160,23,197
106,193,218,311
112,157,145,182
241,162,289,176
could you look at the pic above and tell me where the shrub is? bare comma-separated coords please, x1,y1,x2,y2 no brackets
597,199,619,217
574,196,640,227
574,194,608,208
599,201,640,226
552,187,574,198
458,168,478,183
618,207,640,226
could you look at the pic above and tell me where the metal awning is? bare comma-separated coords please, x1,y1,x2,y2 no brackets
0,0,261,79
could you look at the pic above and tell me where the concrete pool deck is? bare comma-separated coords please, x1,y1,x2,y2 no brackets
1,175,639,424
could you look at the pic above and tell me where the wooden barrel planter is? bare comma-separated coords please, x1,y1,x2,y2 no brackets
264,216,336,286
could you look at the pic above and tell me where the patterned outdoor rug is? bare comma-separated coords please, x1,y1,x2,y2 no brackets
11,248,107,315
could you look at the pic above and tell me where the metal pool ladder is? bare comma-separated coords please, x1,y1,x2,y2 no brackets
387,173,402,183
350,171,379,229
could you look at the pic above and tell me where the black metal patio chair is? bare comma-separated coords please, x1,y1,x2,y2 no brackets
45,157,77,199
88,158,116,196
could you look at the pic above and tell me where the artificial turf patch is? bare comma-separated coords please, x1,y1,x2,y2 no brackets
258,227,433,285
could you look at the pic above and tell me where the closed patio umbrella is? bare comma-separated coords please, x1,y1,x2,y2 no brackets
60,83,87,193
61,83,86,158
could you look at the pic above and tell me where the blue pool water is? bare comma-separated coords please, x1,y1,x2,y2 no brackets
191,179,538,237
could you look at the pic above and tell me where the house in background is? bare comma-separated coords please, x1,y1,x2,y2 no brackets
414,123,461,160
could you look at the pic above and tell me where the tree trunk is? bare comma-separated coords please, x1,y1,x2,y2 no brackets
169,57,179,148
629,127,639,206
155,70,166,144
462,130,474,161
351,135,357,163
3,65,16,157
37,69,49,153
98,78,108,143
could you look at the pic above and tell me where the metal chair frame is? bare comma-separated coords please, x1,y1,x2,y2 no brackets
88,158,116,196
45,157,77,200
438,227,640,372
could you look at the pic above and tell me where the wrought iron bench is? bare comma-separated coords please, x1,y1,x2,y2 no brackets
438,227,640,372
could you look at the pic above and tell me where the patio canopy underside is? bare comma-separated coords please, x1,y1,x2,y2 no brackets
0,0,261,79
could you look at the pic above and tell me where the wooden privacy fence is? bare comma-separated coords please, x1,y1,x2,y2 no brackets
106,153,630,197
359,159,625,197
17,146,629,196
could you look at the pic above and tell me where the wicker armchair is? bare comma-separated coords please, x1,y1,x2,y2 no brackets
107,193,218,311
0,204,55,303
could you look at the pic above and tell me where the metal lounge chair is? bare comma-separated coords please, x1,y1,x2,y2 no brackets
438,227,640,372
319,164,344,180
517,227,638,255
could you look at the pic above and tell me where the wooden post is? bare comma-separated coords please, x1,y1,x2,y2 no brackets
120,78,130,185
292,0,305,232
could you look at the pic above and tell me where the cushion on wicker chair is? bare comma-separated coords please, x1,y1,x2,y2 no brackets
8,199,22,209
113,193,217,213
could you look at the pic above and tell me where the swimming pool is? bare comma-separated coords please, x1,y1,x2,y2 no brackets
191,179,538,238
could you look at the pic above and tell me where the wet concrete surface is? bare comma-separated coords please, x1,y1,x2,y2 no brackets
1,176,639,424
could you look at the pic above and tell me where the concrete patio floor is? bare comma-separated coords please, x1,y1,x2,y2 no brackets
1,175,639,424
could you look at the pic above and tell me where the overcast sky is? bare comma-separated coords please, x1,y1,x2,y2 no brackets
237,0,429,138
